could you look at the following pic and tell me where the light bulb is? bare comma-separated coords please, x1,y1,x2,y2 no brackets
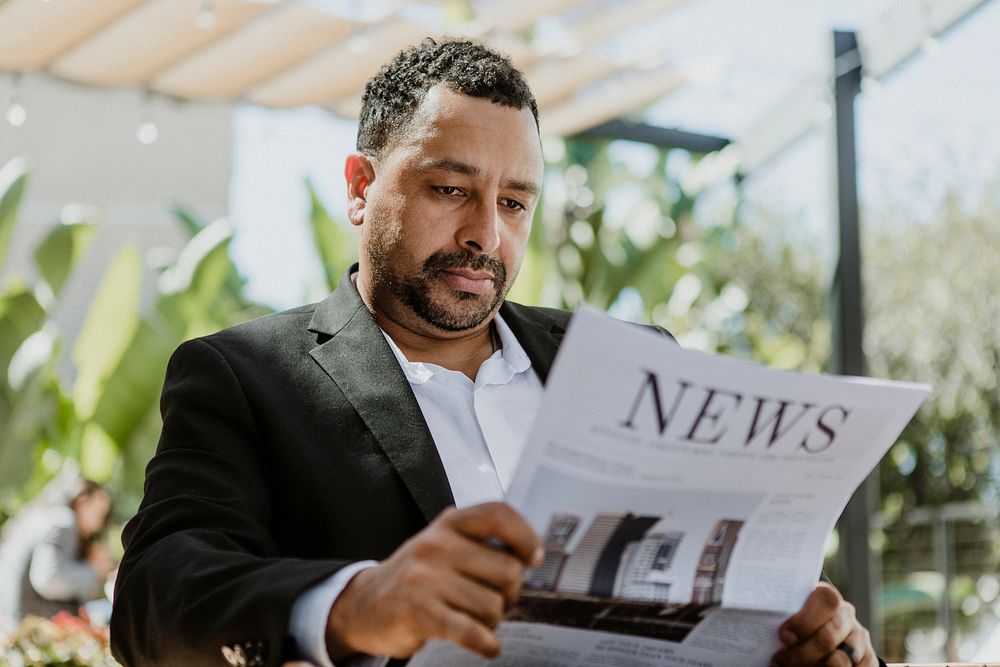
195,2,217,30
6,102,26,126
137,120,159,144
922,36,942,56
861,77,882,95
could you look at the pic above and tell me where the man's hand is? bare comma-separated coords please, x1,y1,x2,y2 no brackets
324,502,543,660
85,541,115,579
772,582,877,666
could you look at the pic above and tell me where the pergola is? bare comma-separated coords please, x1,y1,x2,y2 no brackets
0,0,985,154
2,0,993,637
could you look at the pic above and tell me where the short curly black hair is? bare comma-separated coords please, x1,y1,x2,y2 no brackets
357,38,538,157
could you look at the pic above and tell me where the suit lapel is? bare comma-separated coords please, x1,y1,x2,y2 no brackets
307,270,455,524
499,302,568,384
305,270,569,524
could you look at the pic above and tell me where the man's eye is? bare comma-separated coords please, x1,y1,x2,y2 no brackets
435,186,463,196
502,198,526,211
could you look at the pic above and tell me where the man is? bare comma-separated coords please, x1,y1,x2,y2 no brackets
111,39,878,667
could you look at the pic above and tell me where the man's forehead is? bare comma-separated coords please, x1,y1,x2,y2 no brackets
381,86,543,180
410,87,531,130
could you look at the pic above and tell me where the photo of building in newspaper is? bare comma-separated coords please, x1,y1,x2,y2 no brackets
514,511,744,641
692,519,743,604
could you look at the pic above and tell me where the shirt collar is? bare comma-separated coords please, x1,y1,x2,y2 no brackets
492,312,531,374
381,312,532,385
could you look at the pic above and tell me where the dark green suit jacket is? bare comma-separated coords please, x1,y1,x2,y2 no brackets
110,268,572,667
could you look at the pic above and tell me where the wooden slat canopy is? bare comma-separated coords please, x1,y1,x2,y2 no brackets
0,0,695,137
0,0,990,162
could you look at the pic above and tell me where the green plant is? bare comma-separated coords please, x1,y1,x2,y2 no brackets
0,158,273,522
0,158,96,520
305,179,357,292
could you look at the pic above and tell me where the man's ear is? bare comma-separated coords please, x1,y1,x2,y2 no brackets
345,153,375,227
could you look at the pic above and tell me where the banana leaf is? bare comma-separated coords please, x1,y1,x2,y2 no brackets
0,287,46,378
32,220,98,296
72,246,142,421
156,218,238,335
306,179,355,292
171,207,250,304
0,353,61,489
90,319,174,448
0,157,29,268
80,422,117,483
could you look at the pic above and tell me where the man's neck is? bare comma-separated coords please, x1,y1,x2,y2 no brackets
377,315,497,381
353,271,498,380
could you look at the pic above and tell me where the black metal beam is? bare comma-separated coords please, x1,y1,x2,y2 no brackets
575,118,731,154
830,29,878,643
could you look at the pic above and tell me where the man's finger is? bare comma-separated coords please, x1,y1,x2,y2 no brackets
425,599,502,659
788,609,852,665
775,598,854,665
780,583,843,644
439,571,507,628
406,518,529,605
824,624,875,667
443,502,542,565
456,547,527,606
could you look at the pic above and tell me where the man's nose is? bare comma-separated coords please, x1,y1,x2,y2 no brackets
458,200,501,254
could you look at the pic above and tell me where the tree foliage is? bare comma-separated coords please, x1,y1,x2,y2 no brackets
868,195,1000,513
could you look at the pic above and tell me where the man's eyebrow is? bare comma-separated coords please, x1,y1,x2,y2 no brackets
422,158,480,177
503,179,540,197
421,158,540,198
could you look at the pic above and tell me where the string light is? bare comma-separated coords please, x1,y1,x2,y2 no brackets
5,100,26,127
6,74,26,127
136,92,158,144
919,4,942,57
860,76,882,96
195,0,217,31
137,119,158,144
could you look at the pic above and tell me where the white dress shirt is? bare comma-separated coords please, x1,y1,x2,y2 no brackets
289,313,544,667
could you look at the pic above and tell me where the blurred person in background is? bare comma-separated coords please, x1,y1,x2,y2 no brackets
0,473,114,626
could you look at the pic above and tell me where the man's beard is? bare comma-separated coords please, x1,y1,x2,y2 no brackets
373,247,509,332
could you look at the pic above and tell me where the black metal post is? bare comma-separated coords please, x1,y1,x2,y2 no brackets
830,29,877,642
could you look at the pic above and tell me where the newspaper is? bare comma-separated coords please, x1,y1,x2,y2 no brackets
410,309,930,667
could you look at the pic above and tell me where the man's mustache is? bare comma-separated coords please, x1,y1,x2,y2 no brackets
422,250,506,284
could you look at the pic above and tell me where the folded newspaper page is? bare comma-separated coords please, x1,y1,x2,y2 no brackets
411,308,930,667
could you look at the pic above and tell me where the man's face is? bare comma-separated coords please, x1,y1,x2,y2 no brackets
74,489,111,538
349,85,543,335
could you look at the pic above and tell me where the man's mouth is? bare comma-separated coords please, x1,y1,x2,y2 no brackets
440,268,496,294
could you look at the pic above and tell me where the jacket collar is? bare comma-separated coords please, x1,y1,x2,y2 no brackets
498,301,567,384
306,266,568,523
307,267,454,523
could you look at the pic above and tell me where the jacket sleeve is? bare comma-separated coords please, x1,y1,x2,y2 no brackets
110,338,350,667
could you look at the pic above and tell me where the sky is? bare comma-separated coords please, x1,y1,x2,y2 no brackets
228,0,1000,310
